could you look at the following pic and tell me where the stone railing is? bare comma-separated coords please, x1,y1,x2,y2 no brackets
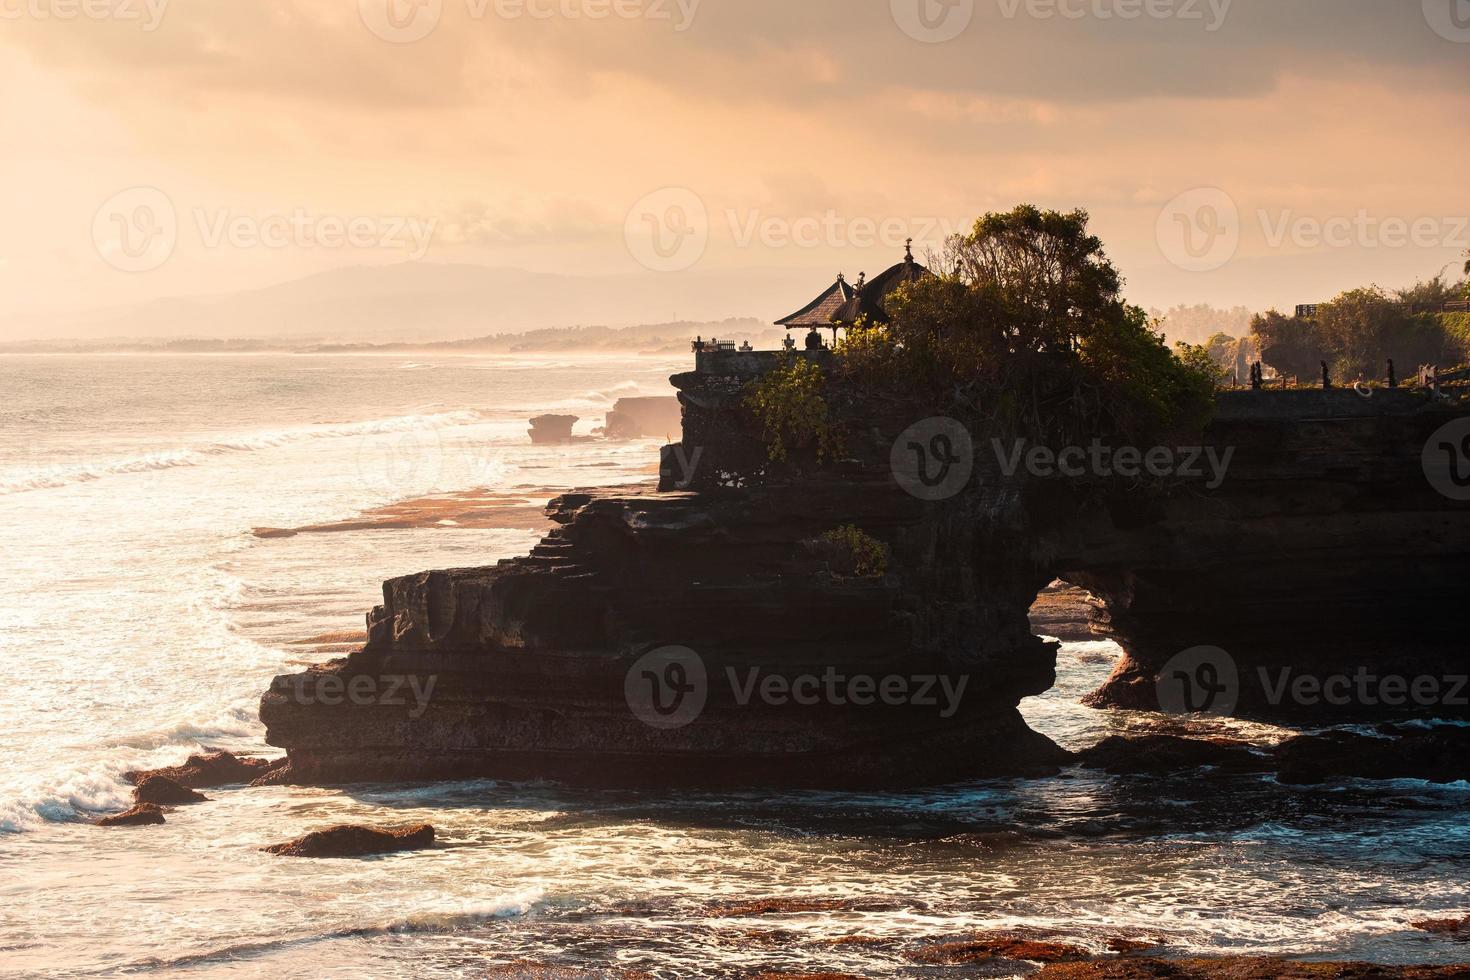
693,347,833,379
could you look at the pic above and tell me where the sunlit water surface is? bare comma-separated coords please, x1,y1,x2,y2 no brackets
1,354,1467,978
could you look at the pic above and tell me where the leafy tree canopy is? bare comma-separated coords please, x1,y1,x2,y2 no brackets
834,205,1218,446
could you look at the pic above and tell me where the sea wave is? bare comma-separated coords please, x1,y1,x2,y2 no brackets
0,410,485,496
106,890,545,973
0,700,266,833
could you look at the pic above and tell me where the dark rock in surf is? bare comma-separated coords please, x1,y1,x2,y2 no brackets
133,775,208,805
1076,734,1269,776
1271,727,1470,785
1030,958,1470,978
907,933,1091,965
97,803,166,827
1411,914,1470,936
126,750,285,790
262,823,435,858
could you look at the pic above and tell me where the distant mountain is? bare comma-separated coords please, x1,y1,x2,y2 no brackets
0,262,827,345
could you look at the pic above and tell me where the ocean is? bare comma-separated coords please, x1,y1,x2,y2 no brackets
2,353,1468,978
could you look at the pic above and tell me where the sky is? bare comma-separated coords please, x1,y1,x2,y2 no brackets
0,0,1467,337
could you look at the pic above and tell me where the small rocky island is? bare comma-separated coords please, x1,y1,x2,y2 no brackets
260,213,1470,788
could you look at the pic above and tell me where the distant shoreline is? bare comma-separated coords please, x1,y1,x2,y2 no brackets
0,317,780,357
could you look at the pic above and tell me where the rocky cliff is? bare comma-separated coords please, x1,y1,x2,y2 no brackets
261,364,1470,787
1058,391,1470,721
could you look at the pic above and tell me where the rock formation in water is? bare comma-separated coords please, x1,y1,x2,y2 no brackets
261,348,1470,787
603,396,682,441
126,750,283,789
262,823,435,858
97,803,166,827
133,775,208,805
528,414,580,445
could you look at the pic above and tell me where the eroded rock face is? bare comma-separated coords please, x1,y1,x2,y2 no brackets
261,371,1470,788
263,371,1076,786
1058,392,1470,723
260,477,1069,787
262,823,435,858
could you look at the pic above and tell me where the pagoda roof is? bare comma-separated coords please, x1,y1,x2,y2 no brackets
775,275,857,328
832,249,930,325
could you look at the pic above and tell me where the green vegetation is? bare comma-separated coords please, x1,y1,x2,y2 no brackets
743,353,843,462
834,205,1219,446
808,525,889,580
1251,271,1469,381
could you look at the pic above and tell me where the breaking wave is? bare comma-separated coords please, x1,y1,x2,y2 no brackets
109,891,545,972
0,410,484,496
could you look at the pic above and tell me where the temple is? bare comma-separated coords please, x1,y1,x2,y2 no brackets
774,241,931,348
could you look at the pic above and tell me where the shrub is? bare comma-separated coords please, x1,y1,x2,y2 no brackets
808,525,889,579
744,353,843,463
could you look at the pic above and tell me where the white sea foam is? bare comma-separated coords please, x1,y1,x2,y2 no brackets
0,410,484,496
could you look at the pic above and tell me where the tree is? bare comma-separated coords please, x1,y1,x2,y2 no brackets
845,205,1218,445
938,205,1120,355
1395,272,1464,309
1250,309,1323,381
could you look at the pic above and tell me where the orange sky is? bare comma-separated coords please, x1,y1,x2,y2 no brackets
1,0,1467,335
